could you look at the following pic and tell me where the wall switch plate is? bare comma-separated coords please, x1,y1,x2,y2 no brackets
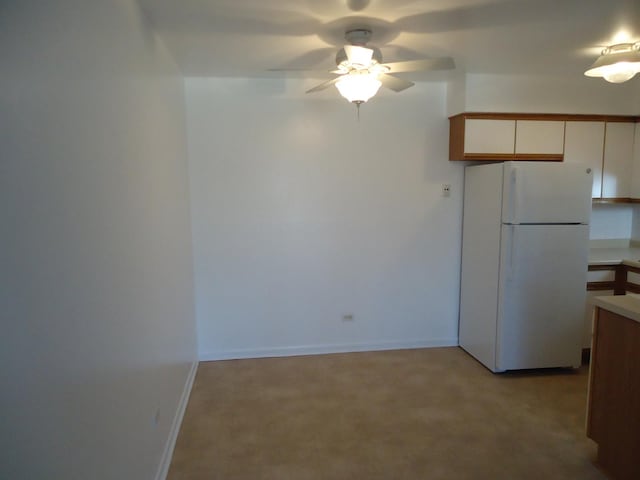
442,184,451,197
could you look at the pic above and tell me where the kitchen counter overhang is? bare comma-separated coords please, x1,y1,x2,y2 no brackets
588,246,640,266
590,294,640,323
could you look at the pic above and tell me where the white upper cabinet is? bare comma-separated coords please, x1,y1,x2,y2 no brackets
563,121,605,198
450,115,638,199
464,119,515,155
515,120,565,155
451,114,567,161
602,122,635,199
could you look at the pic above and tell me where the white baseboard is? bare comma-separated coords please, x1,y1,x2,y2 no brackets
154,360,198,480
199,338,458,361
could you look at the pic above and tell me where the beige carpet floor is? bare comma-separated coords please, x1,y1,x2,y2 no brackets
167,347,606,480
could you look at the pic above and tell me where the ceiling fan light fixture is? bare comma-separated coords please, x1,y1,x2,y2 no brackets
344,45,374,68
584,42,640,83
335,72,382,103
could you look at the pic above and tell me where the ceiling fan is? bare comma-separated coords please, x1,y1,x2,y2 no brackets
302,28,455,106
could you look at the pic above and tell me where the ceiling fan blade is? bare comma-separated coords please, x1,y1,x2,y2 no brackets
306,77,341,94
378,73,415,92
268,68,333,73
344,45,374,66
382,57,455,73
395,0,570,35
267,47,336,72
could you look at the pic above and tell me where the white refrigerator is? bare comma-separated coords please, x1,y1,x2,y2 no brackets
459,162,592,372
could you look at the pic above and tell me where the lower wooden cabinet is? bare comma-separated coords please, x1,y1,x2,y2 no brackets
587,305,640,480
585,264,625,348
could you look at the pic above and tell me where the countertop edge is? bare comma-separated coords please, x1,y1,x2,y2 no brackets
588,247,640,266
591,295,640,323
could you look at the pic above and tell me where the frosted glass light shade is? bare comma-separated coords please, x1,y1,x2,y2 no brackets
335,73,382,103
344,45,374,67
585,43,640,83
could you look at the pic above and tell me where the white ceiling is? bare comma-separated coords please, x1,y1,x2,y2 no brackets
139,0,640,81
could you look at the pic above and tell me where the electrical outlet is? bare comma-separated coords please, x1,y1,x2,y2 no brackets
442,184,451,197
342,314,354,321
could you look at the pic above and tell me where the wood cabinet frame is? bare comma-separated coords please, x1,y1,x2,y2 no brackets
587,306,640,480
622,264,640,293
586,263,640,294
587,264,626,295
449,112,639,162
449,112,640,204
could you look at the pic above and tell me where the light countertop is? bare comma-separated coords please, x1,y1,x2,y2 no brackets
588,239,640,266
591,294,640,324
588,247,640,266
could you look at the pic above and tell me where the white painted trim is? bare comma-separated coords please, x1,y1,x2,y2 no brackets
154,360,198,480
199,338,458,361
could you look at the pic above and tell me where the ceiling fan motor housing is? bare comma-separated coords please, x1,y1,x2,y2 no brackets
336,28,383,67
345,29,372,45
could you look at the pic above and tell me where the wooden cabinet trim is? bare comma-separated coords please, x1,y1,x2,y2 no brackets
587,264,626,295
587,281,617,291
586,306,600,438
592,197,634,204
507,153,563,161
455,153,563,162
455,153,513,161
588,264,620,271
449,112,640,122
625,283,640,294
449,114,465,161
624,265,640,293
601,122,607,196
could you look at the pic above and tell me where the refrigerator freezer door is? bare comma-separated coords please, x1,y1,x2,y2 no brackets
502,162,592,224
496,224,589,371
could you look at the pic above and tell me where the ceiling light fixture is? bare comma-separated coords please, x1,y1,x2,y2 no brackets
584,42,640,83
335,71,382,104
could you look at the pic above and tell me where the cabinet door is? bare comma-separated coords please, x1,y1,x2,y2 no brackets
587,308,640,480
464,119,515,155
515,120,565,155
602,122,635,198
631,124,640,199
564,121,605,198
584,290,613,348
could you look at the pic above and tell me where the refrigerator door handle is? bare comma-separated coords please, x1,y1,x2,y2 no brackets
508,225,516,281
510,166,523,224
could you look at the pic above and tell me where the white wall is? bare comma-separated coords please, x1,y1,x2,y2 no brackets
451,73,639,240
462,73,638,115
446,72,467,117
590,204,634,240
631,205,640,241
186,78,462,359
0,1,197,479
